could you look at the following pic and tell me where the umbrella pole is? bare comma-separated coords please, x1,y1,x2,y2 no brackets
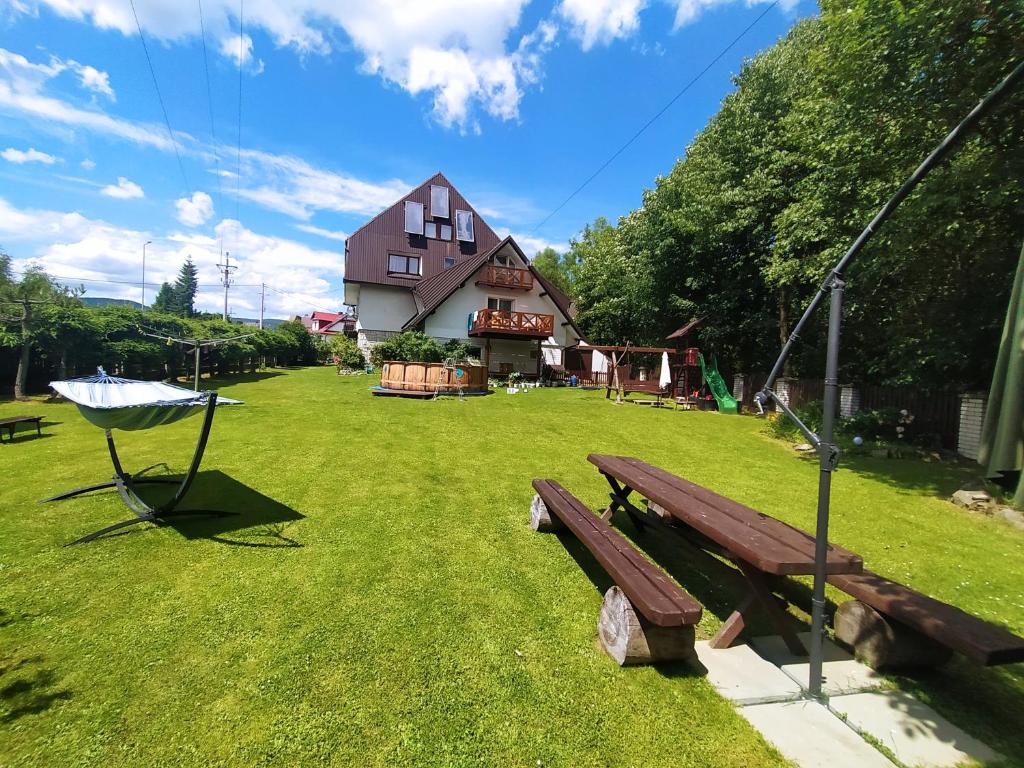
808,277,844,698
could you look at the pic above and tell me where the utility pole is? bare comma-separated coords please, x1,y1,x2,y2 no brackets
259,282,265,329
141,240,152,309
217,250,237,321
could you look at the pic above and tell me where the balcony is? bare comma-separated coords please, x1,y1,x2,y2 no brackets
468,309,554,338
475,265,534,290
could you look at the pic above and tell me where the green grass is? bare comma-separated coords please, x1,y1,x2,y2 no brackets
1,366,1022,767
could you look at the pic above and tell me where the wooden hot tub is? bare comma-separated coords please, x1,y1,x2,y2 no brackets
380,361,488,393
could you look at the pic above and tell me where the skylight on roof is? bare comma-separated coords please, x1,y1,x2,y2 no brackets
404,201,424,235
455,209,474,242
430,185,449,218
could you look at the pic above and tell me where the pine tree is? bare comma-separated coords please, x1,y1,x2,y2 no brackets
172,258,199,317
151,282,176,313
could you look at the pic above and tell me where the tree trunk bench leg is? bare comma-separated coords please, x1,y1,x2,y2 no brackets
834,600,952,670
530,494,565,532
598,586,695,665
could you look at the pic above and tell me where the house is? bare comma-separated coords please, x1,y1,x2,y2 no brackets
293,311,357,341
343,172,583,376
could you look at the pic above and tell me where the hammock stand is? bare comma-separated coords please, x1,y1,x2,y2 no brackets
42,371,240,545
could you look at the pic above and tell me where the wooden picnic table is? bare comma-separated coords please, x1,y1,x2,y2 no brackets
588,454,864,655
0,415,44,443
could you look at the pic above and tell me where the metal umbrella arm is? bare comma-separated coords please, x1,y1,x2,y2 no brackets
42,393,234,545
752,59,1024,699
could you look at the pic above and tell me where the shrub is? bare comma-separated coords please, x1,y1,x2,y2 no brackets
329,335,365,370
764,399,823,442
369,331,444,367
441,338,481,361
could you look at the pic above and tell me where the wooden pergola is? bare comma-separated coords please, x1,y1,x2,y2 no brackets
580,344,679,401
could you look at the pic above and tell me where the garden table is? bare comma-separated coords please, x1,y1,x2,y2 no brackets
588,454,864,654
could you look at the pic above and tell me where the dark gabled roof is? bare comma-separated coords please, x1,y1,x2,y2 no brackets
344,171,501,289
401,241,505,330
401,236,587,342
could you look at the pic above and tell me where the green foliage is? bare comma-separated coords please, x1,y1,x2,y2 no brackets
171,258,199,317
329,334,366,369
441,338,480,361
369,330,444,366
531,247,578,298
276,319,318,365
571,0,1024,389
150,282,176,314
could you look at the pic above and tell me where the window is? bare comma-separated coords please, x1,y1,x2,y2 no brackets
388,253,421,276
487,297,514,313
439,223,452,240
424,221,437,239
443,256,456,269
430,185,449,218
404,201,424,235
493,253,510,266
455,209,474,242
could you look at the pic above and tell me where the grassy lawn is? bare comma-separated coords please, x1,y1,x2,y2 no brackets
1,366,1022,767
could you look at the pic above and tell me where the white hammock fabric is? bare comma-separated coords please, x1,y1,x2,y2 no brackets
51,371,241,431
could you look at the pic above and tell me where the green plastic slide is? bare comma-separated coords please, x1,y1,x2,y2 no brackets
697,352,739,414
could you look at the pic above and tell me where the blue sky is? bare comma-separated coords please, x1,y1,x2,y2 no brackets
0,0,813,318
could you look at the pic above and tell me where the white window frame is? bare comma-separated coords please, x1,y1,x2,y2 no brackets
424,221,438,239
404,201,424,235
443,256,456,270
439,223,452,241
455,209,474,242
430,185,449,218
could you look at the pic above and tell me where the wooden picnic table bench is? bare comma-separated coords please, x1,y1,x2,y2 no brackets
830,571,1024,668
588,454,864,655
0,415,44,443
531,479,702,665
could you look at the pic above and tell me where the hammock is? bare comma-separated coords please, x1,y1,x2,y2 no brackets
43,370,242,545
50,371,240,431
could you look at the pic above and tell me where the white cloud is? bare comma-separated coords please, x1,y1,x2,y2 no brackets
80,158,95,169
13,1,550,130
0,47,177,150
670,0,798,29
1,146,59,164
66,60,115,99
558,0,646,50
296,223,348,241
100,176,144,198
496,227,569,258
219,33,264,73
0,196,345,316
175,191,214,226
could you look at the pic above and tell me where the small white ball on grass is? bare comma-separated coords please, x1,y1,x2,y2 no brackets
853,436,864,446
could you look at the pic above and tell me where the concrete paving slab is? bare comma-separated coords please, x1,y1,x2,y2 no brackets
829,690,1002,768
750,633,884,695
740,699,895,768
692,641,802,705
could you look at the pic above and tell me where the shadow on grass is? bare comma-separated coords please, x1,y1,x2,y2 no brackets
59,470,305,548
0,654,72,724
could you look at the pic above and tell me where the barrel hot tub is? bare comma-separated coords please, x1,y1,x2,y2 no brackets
379,361,489,394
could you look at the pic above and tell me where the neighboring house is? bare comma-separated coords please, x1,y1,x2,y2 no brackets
293,311,356,341
343,172,584,376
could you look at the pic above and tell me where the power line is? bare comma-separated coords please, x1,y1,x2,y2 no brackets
234,0,245,231
528,0,780,236
128,0,192,196
197,0,225,242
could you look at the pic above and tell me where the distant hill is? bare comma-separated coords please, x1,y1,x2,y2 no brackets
81,297,142,309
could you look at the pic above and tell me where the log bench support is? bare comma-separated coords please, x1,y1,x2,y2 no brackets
834,600,952,670
530,482,701,666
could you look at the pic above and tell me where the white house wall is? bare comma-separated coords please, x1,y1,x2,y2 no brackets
354,284,417,333
422,278,579,348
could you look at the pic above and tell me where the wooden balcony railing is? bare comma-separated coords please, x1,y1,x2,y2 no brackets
476,265,534,290
469,309,554,337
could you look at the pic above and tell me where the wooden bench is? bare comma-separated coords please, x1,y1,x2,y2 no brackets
830,571,1024,669
531,479,702,665
0,415,43,443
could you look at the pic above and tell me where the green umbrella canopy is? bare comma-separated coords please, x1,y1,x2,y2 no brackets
979,240,1024,508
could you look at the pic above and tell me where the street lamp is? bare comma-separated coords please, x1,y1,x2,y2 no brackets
142,240,153,309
